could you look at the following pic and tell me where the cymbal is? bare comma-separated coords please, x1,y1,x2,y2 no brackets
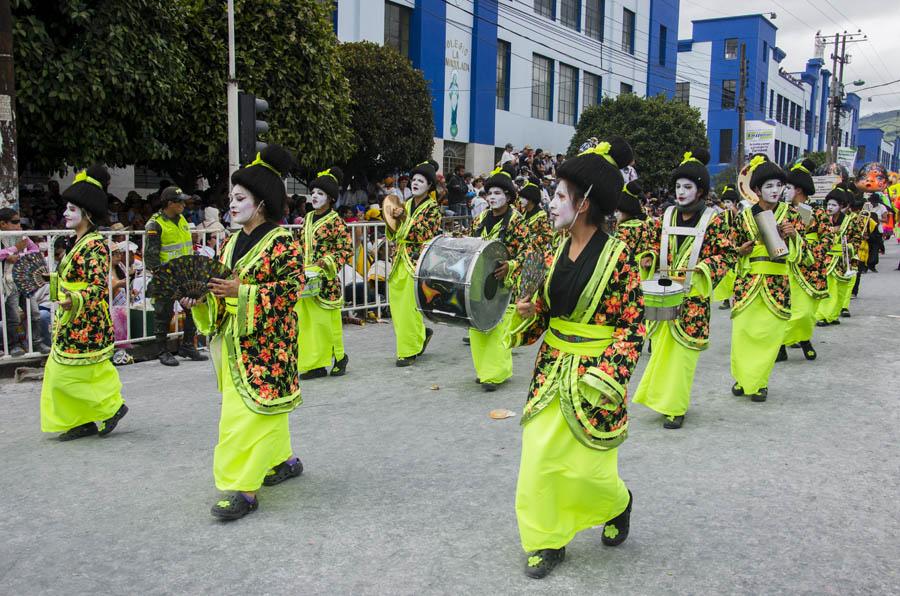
737,163,759,205
383,194,403,233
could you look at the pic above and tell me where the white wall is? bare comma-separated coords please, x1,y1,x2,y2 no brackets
335,0,388,43
675,41,712,124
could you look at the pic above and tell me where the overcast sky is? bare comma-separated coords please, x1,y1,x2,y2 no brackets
677,0,900,116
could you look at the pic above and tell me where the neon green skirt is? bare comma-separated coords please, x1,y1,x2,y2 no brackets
731,293,786,395
296,296,344,372
841,273,856,309
469,306,513,385
214,345,293,492
632,322,701,417
816,274,853,323
40,357,123,433
713,269,736,303
516,396,629,552
388,263,425,359
783,272,817,345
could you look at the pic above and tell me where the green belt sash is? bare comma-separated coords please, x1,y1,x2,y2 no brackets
747,244,787,275
545,318,615,356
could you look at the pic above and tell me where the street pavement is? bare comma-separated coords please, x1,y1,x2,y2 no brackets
2,243,899,596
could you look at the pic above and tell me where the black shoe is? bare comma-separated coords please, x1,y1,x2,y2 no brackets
211,493,258,521
462,336,470,345
263,458,303,486
330,354,349,377
788,343,801,349
800,341,817,361
418,328,434,356
98,404,128,437
870,267,878,273
775,345,788,363
178,344,209,361
840,309,851,318
750,388,768,402
524,547,565,579
58,422,98,441
482,382,499,392
830,319,841,325
718,302,731,310
396,356,416,367
816,320,829,327
475,377,482,384
300,367,328,380
731,383,744,396
602,490,633,546
663,415,684,429
159,351,179,366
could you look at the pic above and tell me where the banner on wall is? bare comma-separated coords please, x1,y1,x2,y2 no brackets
743,120,776,161
836,147,858,172
811,174,841,200
443,3,472,143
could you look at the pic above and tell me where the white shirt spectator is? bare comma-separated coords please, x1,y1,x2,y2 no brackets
471,195,488,217
500,150,515,167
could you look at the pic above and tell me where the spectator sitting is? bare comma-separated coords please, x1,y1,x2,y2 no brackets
397,175,412,201
0,207,49,355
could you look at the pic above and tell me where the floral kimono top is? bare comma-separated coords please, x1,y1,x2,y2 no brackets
791,205,833,298
522,207,557,260
732,202,803,319
824,211,866,281
644,208,737,349
49,232,114,365
192,227,305,415
386,195,443,276
507,234,645,451
302,209,352,308
614,217,658,279
471,207,530,289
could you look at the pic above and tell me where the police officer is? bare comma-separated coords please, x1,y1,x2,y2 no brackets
145,186,208,366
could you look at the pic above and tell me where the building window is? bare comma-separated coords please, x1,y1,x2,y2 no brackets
620,82,633,95
583,72,602,110
443,141,467,176
384,1,411,57
659,25,667,66
721,79,736,109
719,129,733,163
622,9,635,55
560,0,580,31
534,0,553,19
805,109,812,132
776,95,783,123
496,40,511,111
769,89,774,118
763,40,768,63
675,81,690,103
725,38,738,60
531,54,553,121
585,0,605,41
558,63,578,126
774,140,781,164
858,146,865,162
759,82,766,111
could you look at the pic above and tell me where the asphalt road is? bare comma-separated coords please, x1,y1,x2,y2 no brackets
2,243,899,595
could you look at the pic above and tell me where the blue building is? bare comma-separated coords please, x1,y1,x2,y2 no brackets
856,128,900,172
334,0,679,174
675,14,860,176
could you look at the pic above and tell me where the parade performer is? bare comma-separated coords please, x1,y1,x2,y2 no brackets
468,164,529,391
815,185,861,326
632,149,736,428
613,178,656,280
385,161,443,366
507,140,644,579
779,159,832,361
296,167,352,379
730,156,801,402
145,186,208,366
40,168,128,440
185,146,305,520
713,185,741,309
518,179,555,251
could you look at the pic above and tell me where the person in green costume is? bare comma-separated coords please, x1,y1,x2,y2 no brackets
40,166,129,441
613,178,656,280
518,178,556,252
730,155,802,402
296,167,352,379
815,185,863,326
778,159,833,361
507,139,645,579
385,161,443,366
713,186,741,309
183,145,305,521
632,148,737,428
468,163,529,391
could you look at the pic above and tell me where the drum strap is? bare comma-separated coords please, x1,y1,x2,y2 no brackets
659,206,715,292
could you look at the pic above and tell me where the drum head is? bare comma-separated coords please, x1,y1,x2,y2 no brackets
466,240,511,331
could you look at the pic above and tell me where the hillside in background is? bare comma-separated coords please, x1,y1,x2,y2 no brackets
859,110,900,137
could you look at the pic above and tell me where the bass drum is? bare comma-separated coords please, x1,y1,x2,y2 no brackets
414,236,510,332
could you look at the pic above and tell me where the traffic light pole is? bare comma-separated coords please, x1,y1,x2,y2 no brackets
227,0,240,178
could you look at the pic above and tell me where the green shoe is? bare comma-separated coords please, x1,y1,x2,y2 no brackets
663,415,684,429
524,547,565,579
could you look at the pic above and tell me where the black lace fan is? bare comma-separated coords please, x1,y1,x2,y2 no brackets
147,255,231,300
12,252,49,296
518,249,546,300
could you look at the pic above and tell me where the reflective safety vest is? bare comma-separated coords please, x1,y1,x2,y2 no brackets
151,213,192,264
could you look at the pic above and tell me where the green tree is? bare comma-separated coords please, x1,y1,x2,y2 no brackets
337,42,433,180
568,94,708,191
12,0,192,175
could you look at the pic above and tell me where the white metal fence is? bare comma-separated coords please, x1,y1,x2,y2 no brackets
1,216,475,362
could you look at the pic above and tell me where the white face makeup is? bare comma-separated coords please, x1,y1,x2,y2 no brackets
826,199,841,215
758,179,784,204
63,202,83,229
549,179,583,230
229,184,261,225
614,209,626,223
519,197,529,209
309,188,329,210
782,183,796,203
410,174,429,198
723,200,734,210
486,187,508,210
674,178,699,206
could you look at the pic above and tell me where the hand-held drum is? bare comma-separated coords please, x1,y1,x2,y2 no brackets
754,210,789,258
641,277,685,321
414,236,511,331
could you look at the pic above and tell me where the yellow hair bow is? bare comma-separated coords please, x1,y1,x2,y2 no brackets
74,170,103,190
791,162,810,175
680,151,701,166
250,152,280,176
722,185,733,192
489,165,512,179
578,141,616,166
747,154,767,173
317,168,338,183
622,183,638,198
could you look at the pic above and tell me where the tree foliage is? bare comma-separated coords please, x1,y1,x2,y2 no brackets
568,94,708,191
12,0,192,174
337,42,434,180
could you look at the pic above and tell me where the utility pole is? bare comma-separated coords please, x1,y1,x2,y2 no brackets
227,0,239,178
737,42,748,169
0,0,18,209
819,30,867,165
